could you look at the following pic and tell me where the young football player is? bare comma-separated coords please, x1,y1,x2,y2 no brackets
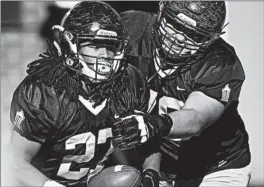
8,1,151,187
112,1,251,187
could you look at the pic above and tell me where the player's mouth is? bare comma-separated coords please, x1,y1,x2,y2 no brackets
94,61,113,75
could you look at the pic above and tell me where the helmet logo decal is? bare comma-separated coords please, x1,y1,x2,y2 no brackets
221,84,231,102
96,29,117,38
186,2,206,15
177,13,197,27
14,109,25,129
90,22,101,32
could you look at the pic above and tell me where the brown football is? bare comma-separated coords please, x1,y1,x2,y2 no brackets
88,165,141,187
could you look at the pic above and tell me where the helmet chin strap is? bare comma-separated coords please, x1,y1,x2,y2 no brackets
112,52,124,73
154,49,178,78
78,56,108,83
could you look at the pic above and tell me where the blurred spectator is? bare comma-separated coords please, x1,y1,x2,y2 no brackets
1,1,22,29
40,1,78,40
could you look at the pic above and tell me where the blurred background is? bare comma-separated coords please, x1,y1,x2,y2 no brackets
1,1,263,186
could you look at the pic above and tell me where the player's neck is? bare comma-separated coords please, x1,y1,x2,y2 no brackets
81,81,94,95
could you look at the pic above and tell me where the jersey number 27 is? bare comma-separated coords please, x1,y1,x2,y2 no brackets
57,128,112,180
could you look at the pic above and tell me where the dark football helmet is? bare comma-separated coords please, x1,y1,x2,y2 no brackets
153,1,227,69
52,1,127,83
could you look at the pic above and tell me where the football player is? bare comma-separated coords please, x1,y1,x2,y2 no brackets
112,1,251,187
8,1,150,187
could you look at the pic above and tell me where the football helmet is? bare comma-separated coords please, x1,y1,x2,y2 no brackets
52,1,127,83
153,1,227,68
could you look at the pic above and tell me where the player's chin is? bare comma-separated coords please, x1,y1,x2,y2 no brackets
91,73,112,83
88,69,113,83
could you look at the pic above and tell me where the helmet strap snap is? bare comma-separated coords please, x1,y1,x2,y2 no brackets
66,58,75,66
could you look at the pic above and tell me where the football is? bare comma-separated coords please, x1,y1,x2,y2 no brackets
88,165,141,187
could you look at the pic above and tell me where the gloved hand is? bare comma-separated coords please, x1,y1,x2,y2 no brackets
112,111,173,150
140,169,161,187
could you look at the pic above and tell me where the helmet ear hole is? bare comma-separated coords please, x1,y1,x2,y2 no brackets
63,31,74,42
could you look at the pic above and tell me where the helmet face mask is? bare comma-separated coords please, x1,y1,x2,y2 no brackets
77,37,124,83
154,1,226,68
156,16,207,57
53,1,127,84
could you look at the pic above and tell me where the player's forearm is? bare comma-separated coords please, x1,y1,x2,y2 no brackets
166,91,225,139
142,152,161,172
10,159,60,187
167,109,206,139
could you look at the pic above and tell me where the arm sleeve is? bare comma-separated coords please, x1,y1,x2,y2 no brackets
193,57,245,106
10,79,59,144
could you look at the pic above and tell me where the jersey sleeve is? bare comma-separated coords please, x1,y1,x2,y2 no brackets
192,52,245,105
10,77,59,143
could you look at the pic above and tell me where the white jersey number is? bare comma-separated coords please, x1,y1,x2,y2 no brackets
57,128,113,180
148,89,184,114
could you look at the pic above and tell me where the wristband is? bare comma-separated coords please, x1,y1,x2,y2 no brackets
148,114,173,137
160,114,173,136
43,180,65,187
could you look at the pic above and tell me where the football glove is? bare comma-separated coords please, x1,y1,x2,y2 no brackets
140,169,160,187
112,111,173,150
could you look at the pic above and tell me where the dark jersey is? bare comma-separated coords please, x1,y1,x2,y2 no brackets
121,11,251,179
10,64,148,186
